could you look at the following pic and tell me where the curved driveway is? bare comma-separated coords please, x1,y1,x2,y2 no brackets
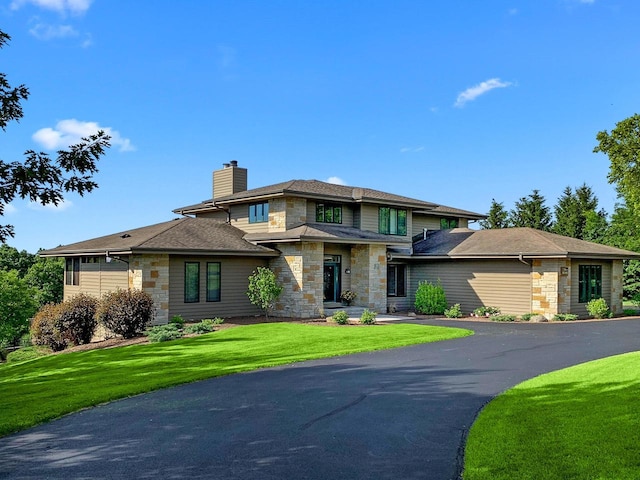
2,318,640,480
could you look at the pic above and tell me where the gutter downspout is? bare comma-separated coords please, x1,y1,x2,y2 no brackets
518,253,530,266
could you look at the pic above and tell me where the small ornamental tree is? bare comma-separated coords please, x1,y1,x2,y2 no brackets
247,267,283,320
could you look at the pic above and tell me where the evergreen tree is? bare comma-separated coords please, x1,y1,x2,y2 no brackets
508,189,553,231
480,199,510,229
553,184,600,239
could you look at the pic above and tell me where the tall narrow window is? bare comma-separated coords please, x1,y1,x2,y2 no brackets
249,202,269,223
379,207,407,235
316,203,342,224
207,262,221,302
65,257,80,285
184,262,200,303
387,264,407,297
579,265,602,303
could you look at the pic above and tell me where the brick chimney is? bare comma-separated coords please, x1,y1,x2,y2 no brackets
213,160,248,199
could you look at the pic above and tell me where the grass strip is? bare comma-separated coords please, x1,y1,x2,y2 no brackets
0,322,471,438
464,351,640,480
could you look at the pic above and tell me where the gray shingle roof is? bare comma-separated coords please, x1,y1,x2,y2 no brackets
40,218,278,257
412,227,640,259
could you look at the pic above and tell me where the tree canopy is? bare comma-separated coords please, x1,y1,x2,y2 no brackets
480,199,510,229
0,30,111,243
552,184,600,240
508,189,553,231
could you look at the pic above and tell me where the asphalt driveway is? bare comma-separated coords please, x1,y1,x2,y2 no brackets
2,318,640,480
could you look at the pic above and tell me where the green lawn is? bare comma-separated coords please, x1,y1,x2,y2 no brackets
464,351,640,480
0,322,471,438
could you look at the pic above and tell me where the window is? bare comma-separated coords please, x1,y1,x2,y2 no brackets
387,264,406,297
316,203,342,224
379,207,407,235
440,218,459,230
65,257,80,285
184,262,200,303
579,265,602,303
249,202,269,223
206,262,221,302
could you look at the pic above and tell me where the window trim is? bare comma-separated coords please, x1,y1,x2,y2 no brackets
65,257,80,286
379,207,407,236
249,202,269,223
387,264,407,297
578,264,602,303
316,203,343,224
206,262,221,302
184,262,200,303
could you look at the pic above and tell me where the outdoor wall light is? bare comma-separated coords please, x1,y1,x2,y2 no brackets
345,268,351,274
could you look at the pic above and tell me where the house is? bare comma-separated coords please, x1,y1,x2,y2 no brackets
41,161,640,322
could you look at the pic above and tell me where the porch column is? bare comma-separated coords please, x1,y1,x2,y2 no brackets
130,254,169,325
611,260,624,315
350,244,387,312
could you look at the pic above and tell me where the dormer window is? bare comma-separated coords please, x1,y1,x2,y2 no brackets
440,218,459,230
249,202,269,223
379,207,407,236
316,203,342,224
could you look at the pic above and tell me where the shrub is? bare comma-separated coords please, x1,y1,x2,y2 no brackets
247,267,283,320
170,315,185,328
147,324,183,343
553,313,579,321
184,319,218,334
98,289,155,339
473,306,501,317
332,310,349,325
30,303,68,351
623,309,638,316
444,303,462,318
586,298,610,319
520,313,535,321
360,309,377,325
631,292,640,308
59,294,98,345
208,317,225,325
6,345,52,363
414,280,447,315
491,314,516,322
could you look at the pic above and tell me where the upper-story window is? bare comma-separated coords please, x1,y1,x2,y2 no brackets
249,202,269,223
379,207,407,236
316,203,342,224
440,218,459,230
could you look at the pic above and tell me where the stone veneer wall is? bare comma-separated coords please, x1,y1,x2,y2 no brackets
268,197,308,232
270,242,324,318
130,253,170,325
350,244,387,312
531,259,571,318
611,259,623,314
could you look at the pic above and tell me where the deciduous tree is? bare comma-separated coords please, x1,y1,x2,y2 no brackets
247,267,283,320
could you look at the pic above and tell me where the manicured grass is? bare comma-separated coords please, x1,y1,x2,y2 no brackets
0,322,471,438
464,352,640,480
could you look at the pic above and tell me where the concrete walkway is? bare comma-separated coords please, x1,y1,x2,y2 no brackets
1,318,640,480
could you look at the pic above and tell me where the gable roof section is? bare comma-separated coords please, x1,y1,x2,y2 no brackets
40,218,278,257
173,179,447,214
412,227,640,260
244,223,412,246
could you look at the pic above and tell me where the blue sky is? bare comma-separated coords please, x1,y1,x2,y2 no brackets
2,0,639,253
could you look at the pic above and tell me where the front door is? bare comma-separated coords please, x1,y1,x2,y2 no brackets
323,255,341,303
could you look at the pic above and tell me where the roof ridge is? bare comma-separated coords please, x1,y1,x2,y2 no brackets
138,217,188,247
526,228,568,253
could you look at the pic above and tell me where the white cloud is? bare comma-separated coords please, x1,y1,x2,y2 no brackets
29,23,78,40
11,0,93,15
4,204,17,215
454,78,513,108
400,146,425,153
326,176,346,185
33,119,135,152
28,199,73,212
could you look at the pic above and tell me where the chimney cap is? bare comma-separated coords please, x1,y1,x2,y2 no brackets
230,160,238,167
223,163,230,168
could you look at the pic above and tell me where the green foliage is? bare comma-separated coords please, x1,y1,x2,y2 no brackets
632,293,640,308
594,113,640,215
473,306,501,317
623,309,638,316
0,270,38,347
359,309,377,325
491,314,516,322
480,199,510,229
520,313,535,321
247,267,283,320
586,298,610,319
553,313,578,321
59,293,98,345
552,184,600,239
332,310,349,325
184,319,218,334
0,30,111,242
97,289,155,339
414,280,447,315
340,290,357,305
24,257,64,306
0,244,36,276
170,315,185,327
30,303,67,351
444,303,463,318
6,346,51,363
509,189,553,231
146,324,183,343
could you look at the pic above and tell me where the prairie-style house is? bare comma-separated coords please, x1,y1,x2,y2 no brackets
42,161,640,323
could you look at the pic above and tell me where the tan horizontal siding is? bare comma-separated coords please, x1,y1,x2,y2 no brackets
570,260,612,317
195,211,228,221
411,215,441,237
228,204,269,233
169,256,268,321
360,204,411,239
64,259,128,300
411,260,532,315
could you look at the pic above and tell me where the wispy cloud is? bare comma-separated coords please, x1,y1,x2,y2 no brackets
454,78,513,108
326,176,346,185
29,23,78,40
33,119,135,152
28,199,73,212
400,146,425,153
11,0,93,15
4,204,17,215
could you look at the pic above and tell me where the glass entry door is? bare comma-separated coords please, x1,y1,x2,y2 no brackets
323,255,341,303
